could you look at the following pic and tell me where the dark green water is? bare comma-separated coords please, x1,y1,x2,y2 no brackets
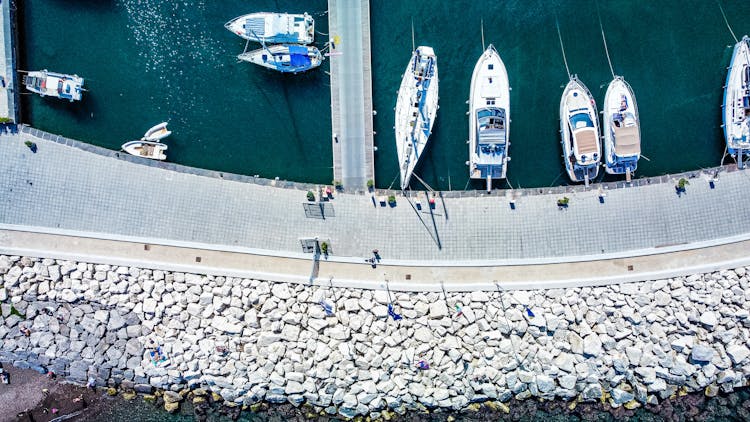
19,1,750,190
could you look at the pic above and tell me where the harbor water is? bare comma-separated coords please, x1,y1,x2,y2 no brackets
19,1,750,190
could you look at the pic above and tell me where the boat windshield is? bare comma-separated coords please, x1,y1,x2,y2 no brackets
570,112,593,129
477,108,505,123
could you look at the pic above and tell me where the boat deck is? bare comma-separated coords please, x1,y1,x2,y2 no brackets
329,0,375,190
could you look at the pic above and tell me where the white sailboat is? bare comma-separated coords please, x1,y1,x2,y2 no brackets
238,44,323,74
722,35,750,168
559,76,601,183
603,77,641,178
224,12,314,45
394,46,439,190
468,44,510,191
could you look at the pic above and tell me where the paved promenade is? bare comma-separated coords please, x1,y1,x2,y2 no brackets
3,127,750,289
329,0,375,190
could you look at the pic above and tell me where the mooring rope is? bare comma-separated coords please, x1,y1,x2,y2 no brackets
717,0,738,43
555,19,571,78
596,0,616,79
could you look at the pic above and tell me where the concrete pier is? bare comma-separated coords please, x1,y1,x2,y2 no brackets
0,0,19,122
328,0,375,190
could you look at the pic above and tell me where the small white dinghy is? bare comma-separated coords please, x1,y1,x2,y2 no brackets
121,122,172,160
142,122,171,142
121,141,168,161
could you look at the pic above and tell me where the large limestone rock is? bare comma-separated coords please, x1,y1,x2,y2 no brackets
271,284,292,300
611,388,635,405
143,298,157,314
691,344,715,363
726,344,750,365
428,301,448,319
211,316,243,334
568,332,584,355
699,312,718,328
535,375,555,393
257,333,281,347
583,334,602,357
582,384,602,401
414,327,434,343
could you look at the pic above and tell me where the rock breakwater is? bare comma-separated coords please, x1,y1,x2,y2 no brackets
1,255,749,418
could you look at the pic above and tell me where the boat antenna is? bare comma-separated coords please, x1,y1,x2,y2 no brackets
555,19,571,79
596,0,616,79
411,18,415,51
716,0,738,43
481,18,486,51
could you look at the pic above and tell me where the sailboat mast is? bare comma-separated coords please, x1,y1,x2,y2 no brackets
411,19,415,52
247,27,275,57
717,0,738,43
555,20,571,79
481,19,485,51
597,2,616,79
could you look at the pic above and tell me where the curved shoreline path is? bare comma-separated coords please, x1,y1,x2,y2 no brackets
3,127,750,291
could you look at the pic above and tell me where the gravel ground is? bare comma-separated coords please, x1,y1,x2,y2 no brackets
0,365,102,422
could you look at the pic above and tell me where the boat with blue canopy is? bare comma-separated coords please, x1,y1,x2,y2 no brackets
469,44,510,191
723,35,750,168
238,44,323,74
560,75,601,184
394,46,439,190
225,12,314,45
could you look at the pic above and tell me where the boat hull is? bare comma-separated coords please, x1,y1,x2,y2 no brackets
603,77,641,175
143,122,171,142
722,35,750,160
225,12,314,45
394,46,439,190
468,44,510,183
559,77,601,183
238,44,323,74
122,141,168,161
23,70,84,102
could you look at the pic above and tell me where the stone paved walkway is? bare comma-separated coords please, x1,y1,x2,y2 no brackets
2,128,750,266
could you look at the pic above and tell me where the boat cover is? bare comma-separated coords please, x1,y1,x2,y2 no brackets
244,18,266,36
574,129,598,155
289,45,311,67
613,126,640,155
